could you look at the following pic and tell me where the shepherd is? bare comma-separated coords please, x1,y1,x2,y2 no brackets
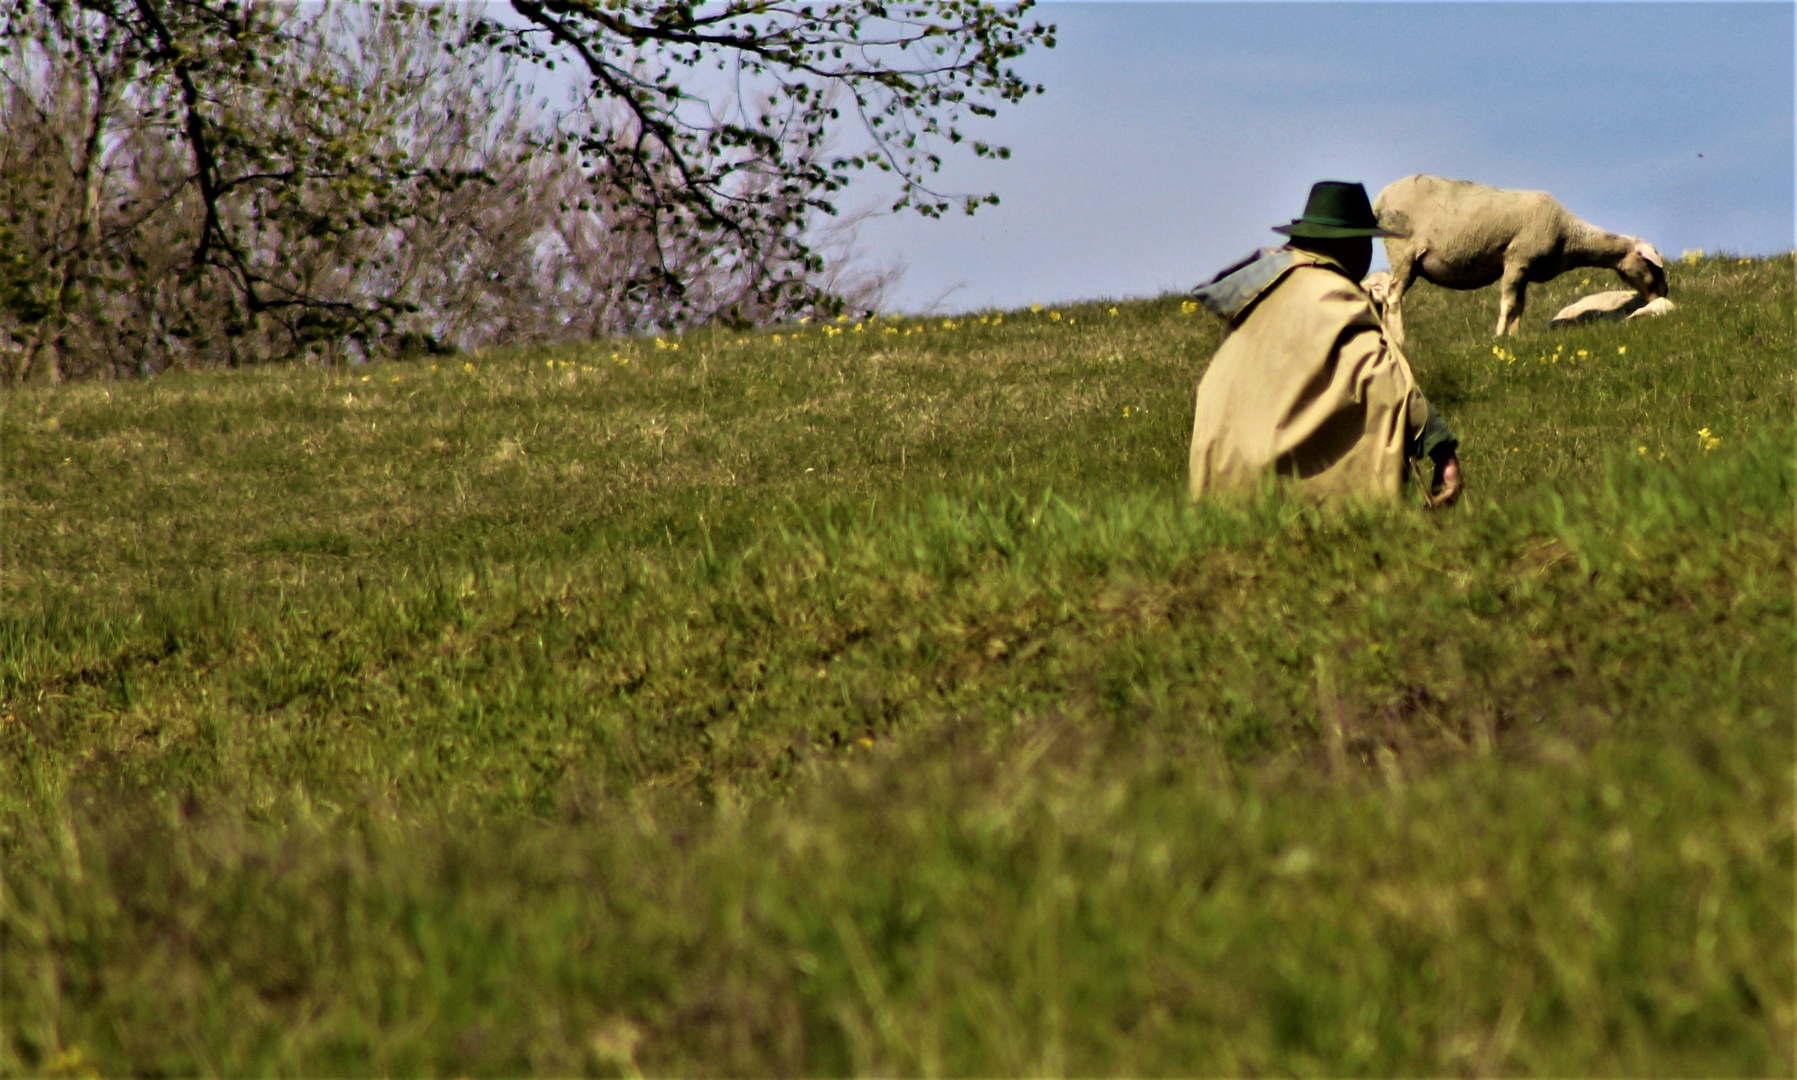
1187,181,1462,508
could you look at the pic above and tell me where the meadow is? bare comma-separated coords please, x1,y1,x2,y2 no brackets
2,253,1791,1075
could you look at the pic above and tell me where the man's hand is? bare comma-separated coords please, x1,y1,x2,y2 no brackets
1424,455,1462,509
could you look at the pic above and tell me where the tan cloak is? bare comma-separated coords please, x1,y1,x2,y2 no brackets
1188,250,1431,504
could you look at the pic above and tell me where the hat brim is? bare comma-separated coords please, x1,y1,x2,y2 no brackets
1274,219,1405,239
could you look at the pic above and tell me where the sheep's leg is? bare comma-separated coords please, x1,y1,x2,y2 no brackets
1496,266,1528,336
1382,243,1419,350
1384,281,1409,350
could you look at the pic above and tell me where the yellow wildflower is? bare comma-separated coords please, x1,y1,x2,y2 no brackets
1122,405,1131,417
1180,300,1198,315
1617,346,1626,355
1681,249,1703,265
1030,303,1044,313
1108,307,1119,316
1636,445,1648,455
1698,427,1721,452
992,314,1003,326
1049,311,1061,321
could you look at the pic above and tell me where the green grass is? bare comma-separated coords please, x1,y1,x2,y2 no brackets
2,254,1792,1075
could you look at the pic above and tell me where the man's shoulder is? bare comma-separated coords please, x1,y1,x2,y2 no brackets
1271,257,1380,318
1194,245,1381,330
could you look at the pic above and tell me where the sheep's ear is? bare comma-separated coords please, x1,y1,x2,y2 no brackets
1637,241,1665,268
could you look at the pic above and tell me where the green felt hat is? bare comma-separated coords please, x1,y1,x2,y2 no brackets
1272,181,1404,239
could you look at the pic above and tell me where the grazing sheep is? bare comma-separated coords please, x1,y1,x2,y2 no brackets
1549,290,1678,327
1373,174,1667,347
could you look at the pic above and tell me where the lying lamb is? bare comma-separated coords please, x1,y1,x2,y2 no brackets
1549,290,1677,327
1373,174,1667,348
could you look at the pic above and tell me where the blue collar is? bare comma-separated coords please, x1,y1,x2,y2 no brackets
1190,247,1298,322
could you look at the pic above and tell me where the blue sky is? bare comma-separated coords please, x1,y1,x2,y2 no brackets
844,2,1794,312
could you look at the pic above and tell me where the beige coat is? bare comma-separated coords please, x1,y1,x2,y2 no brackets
1188,249,1431,504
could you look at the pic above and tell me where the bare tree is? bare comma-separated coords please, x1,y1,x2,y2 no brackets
0,0,1047,379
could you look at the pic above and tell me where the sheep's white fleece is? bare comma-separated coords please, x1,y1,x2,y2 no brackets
1373,175,1666,346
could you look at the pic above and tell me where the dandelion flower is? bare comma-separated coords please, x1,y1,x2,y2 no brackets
1049,311,1062,321
1180,300,1198,315
1617,346,1626,355
1108,307,1119,316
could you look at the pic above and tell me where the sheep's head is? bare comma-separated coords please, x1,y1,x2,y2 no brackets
1617,240,1668,299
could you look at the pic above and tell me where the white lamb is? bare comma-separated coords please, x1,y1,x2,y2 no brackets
1373,175,1667,348
1549,290,1677,327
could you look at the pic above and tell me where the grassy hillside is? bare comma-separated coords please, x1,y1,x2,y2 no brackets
2,253,1792,1075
